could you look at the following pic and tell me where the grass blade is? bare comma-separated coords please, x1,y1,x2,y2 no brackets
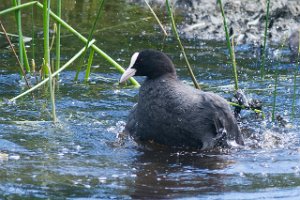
0,1,37,16
1,1,139,87
144,0,167,36
74,0,105,82
0,20,31,90
217,0,239,91
166,0,200,89
85,49,95,83
9,40,96,103
31,3,35,63
260,0,271,79
55,0,61,76
42,0,50,76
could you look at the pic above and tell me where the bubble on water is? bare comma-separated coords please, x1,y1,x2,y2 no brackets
107,121,126,135
75,145,82,152
57,153,64,157
112,174,119,178
130,174,137,178
239,172,245,177
9,155,20,160
98,177,107,183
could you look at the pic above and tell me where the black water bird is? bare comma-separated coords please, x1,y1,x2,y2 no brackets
120,49,244,149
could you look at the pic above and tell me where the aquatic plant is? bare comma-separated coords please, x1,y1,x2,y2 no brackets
85,49,95,83
0,1,141,84
0,20,31,90
42,0,57,121
0,0,140,122
55,0,61,74
75,0,105,82
144,0,167,37
166,0,200,89
31,3,36,65
260,0,271,79
12,0,30,73
216,0,239,91
43,0,50,77
9,40,96,103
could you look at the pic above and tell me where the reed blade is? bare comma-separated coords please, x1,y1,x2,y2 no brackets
55,0,61,77
85,49,95,83
217,0,239,91
166,0,200,89
260,0,271,79
144,0,167,36
42,0,50,76
74,0,105,82
9,40,96,103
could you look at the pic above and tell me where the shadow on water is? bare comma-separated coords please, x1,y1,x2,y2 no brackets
1,0,300,199
130,149,235,199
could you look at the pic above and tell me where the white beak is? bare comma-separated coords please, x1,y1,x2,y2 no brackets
119,66,137,84
119,52,139,84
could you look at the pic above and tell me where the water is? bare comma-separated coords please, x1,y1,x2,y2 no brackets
1,0,300,199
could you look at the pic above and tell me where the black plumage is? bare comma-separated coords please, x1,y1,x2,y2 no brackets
120,49,244,149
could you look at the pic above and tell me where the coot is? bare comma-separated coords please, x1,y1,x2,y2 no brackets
120,49,244,149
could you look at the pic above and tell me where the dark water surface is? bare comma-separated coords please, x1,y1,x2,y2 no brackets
1,0,300,199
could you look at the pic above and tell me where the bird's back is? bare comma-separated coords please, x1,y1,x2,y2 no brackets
132,75,243,149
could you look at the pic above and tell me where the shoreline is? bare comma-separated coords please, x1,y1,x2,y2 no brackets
129,0,300,46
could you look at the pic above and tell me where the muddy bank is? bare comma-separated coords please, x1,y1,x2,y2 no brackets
129,0,300,45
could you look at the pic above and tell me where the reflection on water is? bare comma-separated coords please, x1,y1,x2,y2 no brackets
1,0,300,199
131,150,234,199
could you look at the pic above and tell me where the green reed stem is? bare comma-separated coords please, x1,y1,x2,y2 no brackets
42,0,56,122
15,0,30,73
21,36,30,72
35,2,139,86
85,49,95,83
44,59,57,122
31,3,35,62
144,0,167,36
43,0,50,76
55,0,61,76
0,1,37,16
292,29,300,119
12,0,23,73
260,0,270,79
217,0,239,91
0,20,31,90
74,0,105,82
2,2,35,74
0,1,139,86
9,40,96,103
166,0,200,89
229,101,265,118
